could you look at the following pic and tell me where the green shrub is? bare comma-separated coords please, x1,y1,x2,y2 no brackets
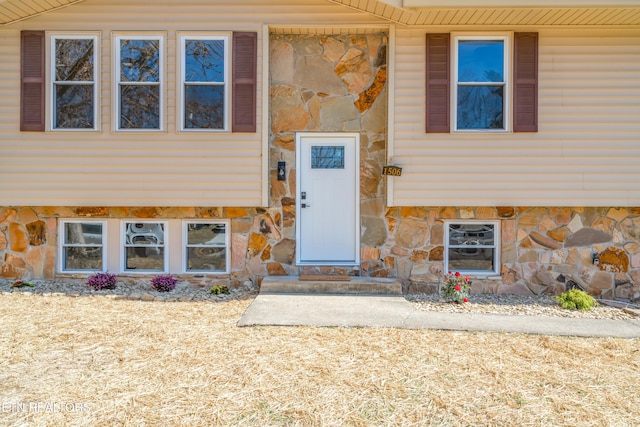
11,280,35,288
555,289,599,311
210,284,230,295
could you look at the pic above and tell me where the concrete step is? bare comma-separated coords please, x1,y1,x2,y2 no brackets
259,276,402,295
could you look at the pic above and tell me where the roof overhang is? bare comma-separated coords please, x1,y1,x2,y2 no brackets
400,0,640,6
331,0,640,27
0,0,86,26
3,0,640,27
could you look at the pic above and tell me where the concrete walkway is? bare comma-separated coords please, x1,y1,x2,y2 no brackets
238,292,640,339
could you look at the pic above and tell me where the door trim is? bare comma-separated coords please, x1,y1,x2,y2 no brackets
295,132,360,266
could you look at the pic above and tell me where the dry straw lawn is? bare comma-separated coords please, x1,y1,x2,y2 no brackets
0,293,639,426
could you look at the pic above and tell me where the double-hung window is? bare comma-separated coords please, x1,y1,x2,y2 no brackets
426,32,538,133
184,221,230,273
180,34,229,131
115,35,164,130
453,35,508,132
51,35,99,130
445,221,500,275
122,221,168,272
59,220,106,272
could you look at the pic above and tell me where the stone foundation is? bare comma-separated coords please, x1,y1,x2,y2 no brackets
1,205,639,302
381,206,640,302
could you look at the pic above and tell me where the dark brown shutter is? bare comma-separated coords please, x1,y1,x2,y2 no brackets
425,33,450,133
232,32,257,132
513,32,538,132
21,31,45,131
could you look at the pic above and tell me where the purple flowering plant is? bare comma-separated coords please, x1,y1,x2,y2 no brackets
151,274,178,292
86,272,118,290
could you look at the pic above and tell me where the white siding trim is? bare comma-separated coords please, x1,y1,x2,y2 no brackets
386,24,396,207
261,24,270,207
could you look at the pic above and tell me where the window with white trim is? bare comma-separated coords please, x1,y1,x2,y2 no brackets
445,221,500,275
115,35,164,130
453,35,509,132
183,221,230,273
180,34,230,131
59,220,106,272
122,221,168,272
51,35,99,130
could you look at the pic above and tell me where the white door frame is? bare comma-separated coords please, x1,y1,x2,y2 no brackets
295,132,360,266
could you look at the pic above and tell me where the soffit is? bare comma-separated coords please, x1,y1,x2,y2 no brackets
269,26,390,35
3,0,639,27
330,0,640,27
0,0,85,26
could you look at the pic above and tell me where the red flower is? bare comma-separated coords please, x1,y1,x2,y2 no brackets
455,285,461,291
465,276,470,282
455,272,461,277
463,298,469,303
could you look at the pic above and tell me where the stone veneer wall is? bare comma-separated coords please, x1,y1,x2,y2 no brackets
1,205,640,302
0,206,261,288
386,206,640,302
268,32,389,278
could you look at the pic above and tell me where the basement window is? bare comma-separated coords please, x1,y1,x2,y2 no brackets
183,221,230,274
445,221,500,275
122,221,168,273
59,220,106,272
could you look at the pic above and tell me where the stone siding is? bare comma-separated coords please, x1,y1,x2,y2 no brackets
2,206,640,301
386,206,640,302
0,206,259,289
268,32,388,277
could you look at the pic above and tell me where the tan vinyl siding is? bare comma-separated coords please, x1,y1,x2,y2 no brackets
0,0,386,207
391,28,640,207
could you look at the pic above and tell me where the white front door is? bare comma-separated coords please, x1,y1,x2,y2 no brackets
296,133,360,265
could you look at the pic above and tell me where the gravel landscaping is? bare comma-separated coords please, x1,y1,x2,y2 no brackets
407,293,639,321
2,278,638,321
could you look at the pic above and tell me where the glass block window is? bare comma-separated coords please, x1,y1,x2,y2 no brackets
122,221,167,272
184,221,229,273
311,145,345,169
60,220,106,271
51,36,98,130
445,221,500,275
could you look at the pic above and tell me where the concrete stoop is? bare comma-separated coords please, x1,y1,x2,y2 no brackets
259,276,402,295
